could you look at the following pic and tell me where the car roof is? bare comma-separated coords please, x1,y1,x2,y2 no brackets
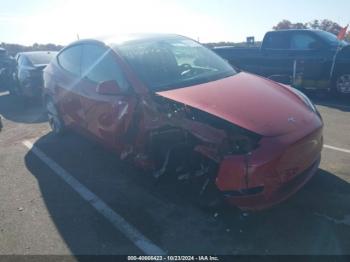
67,33,187,48
265,29,322,34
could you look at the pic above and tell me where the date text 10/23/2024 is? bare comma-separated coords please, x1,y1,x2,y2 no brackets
127,256,220,261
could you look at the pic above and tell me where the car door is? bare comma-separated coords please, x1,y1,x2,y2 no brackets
288,32,333,89
79,43,137,151
260,31,294,80
55,44,85,130
17,56,32,88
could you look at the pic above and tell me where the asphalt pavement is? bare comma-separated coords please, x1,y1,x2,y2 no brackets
0,90,349,257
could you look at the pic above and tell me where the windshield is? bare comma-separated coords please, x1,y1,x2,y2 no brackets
26,51,57,65
315,30,348,47
115,36,236,91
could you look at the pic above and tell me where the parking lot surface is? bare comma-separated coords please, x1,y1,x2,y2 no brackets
0,90,349,256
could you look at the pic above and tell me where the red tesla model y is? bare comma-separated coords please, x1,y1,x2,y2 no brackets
43,34,323,210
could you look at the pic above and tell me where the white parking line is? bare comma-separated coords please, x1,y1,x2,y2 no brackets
22,140,166,255
324,144,350,154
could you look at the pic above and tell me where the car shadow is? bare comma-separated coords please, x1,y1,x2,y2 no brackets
214,168,350,254
24,132,350,255
0,92,47,123
151,166,350,254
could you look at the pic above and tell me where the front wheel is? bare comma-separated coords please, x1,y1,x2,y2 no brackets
334,73,350,95
46,98,65,135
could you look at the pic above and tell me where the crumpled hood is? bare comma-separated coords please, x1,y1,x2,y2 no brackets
157,72,318,137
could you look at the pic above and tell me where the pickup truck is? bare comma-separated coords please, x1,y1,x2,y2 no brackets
213,29,350,95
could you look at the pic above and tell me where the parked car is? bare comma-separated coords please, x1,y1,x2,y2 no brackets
0,47,16,89
43,34,323,210
11,51,57,97
213,29,350,95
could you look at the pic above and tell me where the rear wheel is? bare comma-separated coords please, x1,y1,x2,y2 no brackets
8,76,22,97
46,98,65,135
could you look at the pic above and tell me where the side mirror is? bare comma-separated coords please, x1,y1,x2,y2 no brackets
96,80,122,96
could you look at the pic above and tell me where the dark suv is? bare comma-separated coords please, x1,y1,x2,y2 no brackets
11,51,57,97
0,48,15,90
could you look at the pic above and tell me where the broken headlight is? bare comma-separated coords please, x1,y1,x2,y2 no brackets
225,133,261,155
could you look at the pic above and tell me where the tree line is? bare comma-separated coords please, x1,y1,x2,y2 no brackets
206,19,349,47
0,42,64,57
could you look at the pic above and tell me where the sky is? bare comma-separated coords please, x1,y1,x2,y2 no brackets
1,0,350,45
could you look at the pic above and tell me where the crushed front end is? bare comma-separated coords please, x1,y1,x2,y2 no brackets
123,90,323,211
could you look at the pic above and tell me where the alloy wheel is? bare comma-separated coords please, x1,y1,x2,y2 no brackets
336,74,350,94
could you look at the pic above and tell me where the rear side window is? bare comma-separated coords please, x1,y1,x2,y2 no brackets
20,56,32,67
81,44,129,91
263,33,290,49
290,33,318,50
57,45,82,76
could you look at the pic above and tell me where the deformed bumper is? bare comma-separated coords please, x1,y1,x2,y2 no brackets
216,127,323,211
222,156,320,211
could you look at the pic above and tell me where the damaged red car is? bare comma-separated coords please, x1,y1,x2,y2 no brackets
43,34,323,211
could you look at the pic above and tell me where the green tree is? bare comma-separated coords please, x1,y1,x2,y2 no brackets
273,20,307,30
307,19,342,35
0,42,63,56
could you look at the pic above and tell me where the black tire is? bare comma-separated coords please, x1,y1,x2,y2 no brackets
8,78,21,97
46,97,65,135
333,73,350,96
